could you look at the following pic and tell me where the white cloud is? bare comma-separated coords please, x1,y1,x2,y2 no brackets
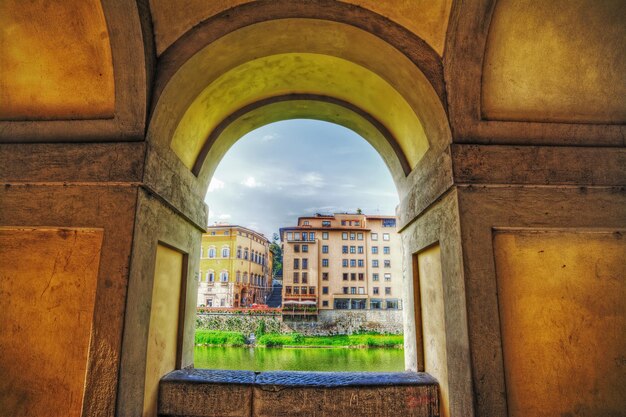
218,214,232,220
208,177,225,192
261,134,277,142
241,176,263,188
301,172,324,188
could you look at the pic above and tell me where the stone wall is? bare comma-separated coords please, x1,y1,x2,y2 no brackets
196,310,403,336
283,310,403,335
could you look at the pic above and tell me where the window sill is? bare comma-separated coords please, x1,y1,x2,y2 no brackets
159,369,439,417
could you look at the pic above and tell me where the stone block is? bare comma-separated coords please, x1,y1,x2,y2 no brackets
158,369,254,417
253,371,439,417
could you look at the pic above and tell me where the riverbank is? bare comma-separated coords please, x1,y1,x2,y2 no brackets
195,329,403,348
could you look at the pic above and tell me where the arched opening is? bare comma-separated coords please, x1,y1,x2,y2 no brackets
130,13,459,417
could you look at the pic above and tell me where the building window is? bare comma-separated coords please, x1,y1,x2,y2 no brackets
343,273,348,281
301,286,308,295
322,272,329,281
301,232,307,241
350,232,355,240
302,258,308,269
208,247,216,258
309,287,315,295
236,271,241,282
293,287,300,295
343,287,349,294
382,219,396,227
294,244,300,253
285,286,292,294
341,220,347,226
384,273,392,281
371,233,378,241
372,246,378,254
350,259,356,267
322,300,329,307
342,232,348,240
222,247,230,258
383,233,390,241
342,245,348,254
358,273,364,281
351,273,356,281
294,232,301,240
384,260,391,268
342,259,348,267
350,246,356,254
237,246,242,258
373,273,379,281
207,299,213,307
350,287,356,294
287,232,293,240
322,232,329,240
383,246,390,254
322,221,331,227
244,248,249,260
370,299,382,309
357,233,363,240
210,231,216,236
294,259,300,269
302,244,309,253
358,246,364,254
322,245,329,254
358,259,364,267
386,299,400,310
322,259,329,267
358,287,365,295
322,286,329,294
303,220,309,225
385,287,391,295
220,271,229,282
335,299,349,309
207,271,215,282
220,299,226,307
293,272,299,283
373,287,379,295
302,272,308,284
372,260,379,268
309,232,315,241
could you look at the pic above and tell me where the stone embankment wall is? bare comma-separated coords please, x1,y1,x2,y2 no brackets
196,310,403,335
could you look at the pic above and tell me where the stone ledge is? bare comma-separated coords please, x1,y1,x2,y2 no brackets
158,370,439,417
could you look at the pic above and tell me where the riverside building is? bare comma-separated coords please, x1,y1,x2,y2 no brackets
197,224,272,308
280,213,403,317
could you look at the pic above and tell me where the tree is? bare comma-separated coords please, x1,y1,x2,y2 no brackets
356,208,363,214
269,233,283,279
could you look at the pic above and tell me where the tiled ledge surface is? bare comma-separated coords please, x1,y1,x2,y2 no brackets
159,369,439,417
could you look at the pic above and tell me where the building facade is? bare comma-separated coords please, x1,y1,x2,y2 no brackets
197,225,272,308
280,213,403,316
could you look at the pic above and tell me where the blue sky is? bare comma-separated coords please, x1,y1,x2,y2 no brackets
205,120,399,239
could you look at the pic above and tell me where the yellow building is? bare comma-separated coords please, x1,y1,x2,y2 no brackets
280,213,403,316
197,224,272,308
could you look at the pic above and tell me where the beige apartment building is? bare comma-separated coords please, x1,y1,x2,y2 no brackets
280,213,403,316
197,224,272,308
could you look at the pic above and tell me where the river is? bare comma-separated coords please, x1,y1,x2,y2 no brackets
194,346,405,372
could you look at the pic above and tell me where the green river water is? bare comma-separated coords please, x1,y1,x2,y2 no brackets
194,346,405,372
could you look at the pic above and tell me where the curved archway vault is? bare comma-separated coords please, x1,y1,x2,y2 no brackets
148,18,451,195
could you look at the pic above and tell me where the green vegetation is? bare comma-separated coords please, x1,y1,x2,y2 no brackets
270,233,282,277
195,330,246,346
256,333,403,348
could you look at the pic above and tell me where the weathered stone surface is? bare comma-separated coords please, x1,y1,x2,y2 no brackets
254,372,439,417
159,370,254,417
157,370,439,417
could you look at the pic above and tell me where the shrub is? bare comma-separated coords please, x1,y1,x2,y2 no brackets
195,330,246,346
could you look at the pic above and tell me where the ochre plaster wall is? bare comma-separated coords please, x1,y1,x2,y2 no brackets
0,227,103,416
0,0,114,120
493,230,626,417
416,244,450,417
482,0,626,124
143,244,184,417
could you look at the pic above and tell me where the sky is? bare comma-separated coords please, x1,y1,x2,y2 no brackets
205,119,399,239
